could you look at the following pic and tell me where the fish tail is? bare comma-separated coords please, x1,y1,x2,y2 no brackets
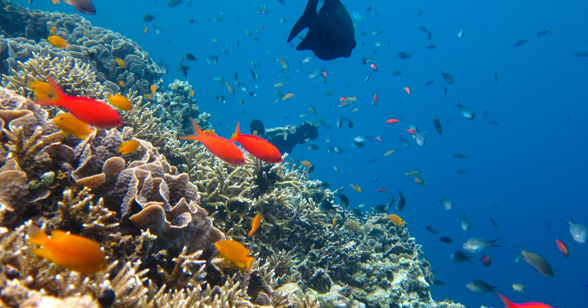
35,75,64,106
230,121,242,141
245,256,256,271
494,292,517,308
179,117,203,141
27,225,48,246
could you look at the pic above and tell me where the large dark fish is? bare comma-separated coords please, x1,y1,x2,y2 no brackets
250,119,266,136
287,0,356,60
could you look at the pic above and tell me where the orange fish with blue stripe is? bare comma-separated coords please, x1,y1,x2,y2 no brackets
180,117,246,165
230,122,282,164
215,240,256,271
35,76,123,129
27,225,107,274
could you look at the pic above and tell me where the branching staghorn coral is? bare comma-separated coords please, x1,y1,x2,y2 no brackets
3,50,111,100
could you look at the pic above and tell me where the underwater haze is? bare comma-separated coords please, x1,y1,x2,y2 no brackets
20,0,588,307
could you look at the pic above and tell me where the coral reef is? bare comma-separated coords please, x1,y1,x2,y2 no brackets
0,0,162,93
0,3,465,308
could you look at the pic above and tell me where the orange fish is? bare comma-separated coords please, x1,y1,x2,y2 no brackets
214,240,255,271
107,93,132,111
53,113,94,139
370,64,377,71
180,117,246,165
404,87,411,95
301,160,312,168
28,81,52,100
27,225,107,274
50,26,57,35
323,70,327,77
115,57,127,69
51,0,60,5
119,81,126,88
407,128,416,135
386,118,402,124
144,27,148,34
248,213,262,237
555,238,569,258
47,35,68,49
190,89,195,97
494,292,553,308
118,140,141,155
389,214,403,226
150,84,156,97
230,121,283,164
35,76,123,129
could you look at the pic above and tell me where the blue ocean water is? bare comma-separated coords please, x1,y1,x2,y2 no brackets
24,0,588,307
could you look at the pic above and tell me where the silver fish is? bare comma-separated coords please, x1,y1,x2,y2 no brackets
567,217,587,243
517,244,554,277
439,196,453,210
336,114,343,129
456,101,475,120
414,130,427,146
460,213,471,231
463,238,501,253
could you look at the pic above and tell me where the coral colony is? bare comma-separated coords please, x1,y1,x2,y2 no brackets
0,1,463,307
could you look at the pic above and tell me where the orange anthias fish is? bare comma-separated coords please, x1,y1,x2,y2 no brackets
47,35,68,49
404,87,411,95
107,93,132,111
53,113,94,140
180,117,246,165
386,118,402,124
407,128,416,135
28,81,52,99
555,238,569,258
372,90,379,106
27,225,107,274
150,84,156,97
214,240,256,271
494,292,553,308
118,140,141,155
35,76,123,129
389,214,403,226
144,27,148,34
248,213,262,237
370,63,377,71
115,57,127,69
230,122,282,164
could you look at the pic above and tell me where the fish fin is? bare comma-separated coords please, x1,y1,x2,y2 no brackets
491,238,501,244
34,75,65,106
287,0,318,42
494,292,517,308
230,121,242,141
296,37,315,52
179,117,203,141
33,247,55,261
466,259,473,264
27,225,48,246
245,256,256,271
50,230,68,240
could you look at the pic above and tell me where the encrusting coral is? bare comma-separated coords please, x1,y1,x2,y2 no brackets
0,3,466,307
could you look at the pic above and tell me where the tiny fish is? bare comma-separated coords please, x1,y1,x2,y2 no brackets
514,39,529,47
466,280,498,293
460,213,471,231
479,254,491,267
248,213,262,237
489,217,500,232
426,226,437,235
349,183,362,193
450,250,473,264
440,236,452,243
439,196,453,210
555,238,568,258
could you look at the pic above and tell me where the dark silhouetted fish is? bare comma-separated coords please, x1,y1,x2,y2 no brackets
514,39,529,47
450,250,473,264
489,217,500,232
250,119,265,135
287,0,356,60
